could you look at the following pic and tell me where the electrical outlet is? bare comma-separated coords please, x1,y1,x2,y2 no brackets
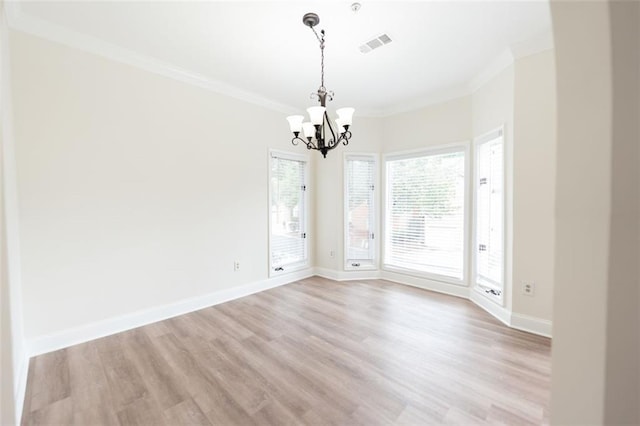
329,250,335,258
234,261,240,272
522,281,535,296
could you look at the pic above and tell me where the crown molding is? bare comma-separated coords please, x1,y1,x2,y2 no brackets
361,84,472,118
366,31,553,118
468,48,515,94
5,1,298,115
468,29,554,95
511,30,554,59
5,1,554,119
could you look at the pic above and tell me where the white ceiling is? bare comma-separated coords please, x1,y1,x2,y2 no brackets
9,1,553,116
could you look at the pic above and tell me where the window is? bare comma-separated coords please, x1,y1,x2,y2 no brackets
344,154,377,269
269,151,308,275
384,145,468,283
474,128,504,298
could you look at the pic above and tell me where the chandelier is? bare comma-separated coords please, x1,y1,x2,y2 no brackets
286,13,354,158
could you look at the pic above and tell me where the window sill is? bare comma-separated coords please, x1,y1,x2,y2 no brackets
269,262,309,278
382,264,467,287
344,262,378,271
473,284,505,306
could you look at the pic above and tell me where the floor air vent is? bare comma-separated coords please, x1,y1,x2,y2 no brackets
359,33,392,54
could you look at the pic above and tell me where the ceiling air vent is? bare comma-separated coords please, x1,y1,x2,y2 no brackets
359,33,392,54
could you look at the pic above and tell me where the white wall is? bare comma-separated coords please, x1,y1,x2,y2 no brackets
10,30,313,341
468,55,557,332
471,67,515,140
512,50,556,321
605,3,639,422
314,116,383,274
381,97,473,152
549,0,639,423
471,65,515,313
1,4,27,424
550,1,618,423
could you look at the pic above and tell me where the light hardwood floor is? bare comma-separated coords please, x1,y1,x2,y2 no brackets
21,277,551,425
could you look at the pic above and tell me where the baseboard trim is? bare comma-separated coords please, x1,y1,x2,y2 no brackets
381,270,470,299
14,355,29,425
469,289,512,326
314,267,382,281
27,267,551,357
314,267,552,337
469,290,552,338
28,268,314,357
511,313,553,338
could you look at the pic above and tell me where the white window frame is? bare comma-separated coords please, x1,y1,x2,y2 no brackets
268,149,310,277
382,142,471,286
344,153,379,271
472,126,506,305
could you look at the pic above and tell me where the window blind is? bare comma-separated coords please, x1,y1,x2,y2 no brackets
270,153,307,271
475,132,504,290
385,149,466,280
345,155,376,267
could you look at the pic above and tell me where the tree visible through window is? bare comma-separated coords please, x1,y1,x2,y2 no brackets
270,152,307,273
385,147,466,280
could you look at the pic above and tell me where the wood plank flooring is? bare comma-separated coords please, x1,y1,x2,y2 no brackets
21,277,551,425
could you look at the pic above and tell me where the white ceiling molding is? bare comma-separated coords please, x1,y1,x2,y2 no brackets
363,33,553,118
369,34,554,117
4,1,298,115
468,49,515,94
511,30,554,59
467,30,554,95
4,0,20,25
365,85,472,118
4,1,554,119
7,1,473,120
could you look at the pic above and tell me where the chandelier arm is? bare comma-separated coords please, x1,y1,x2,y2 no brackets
323,110,337,148
327,132,349,151
342,130,352,145
292,135,319,150
325,142,340,152
306,139,318,150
